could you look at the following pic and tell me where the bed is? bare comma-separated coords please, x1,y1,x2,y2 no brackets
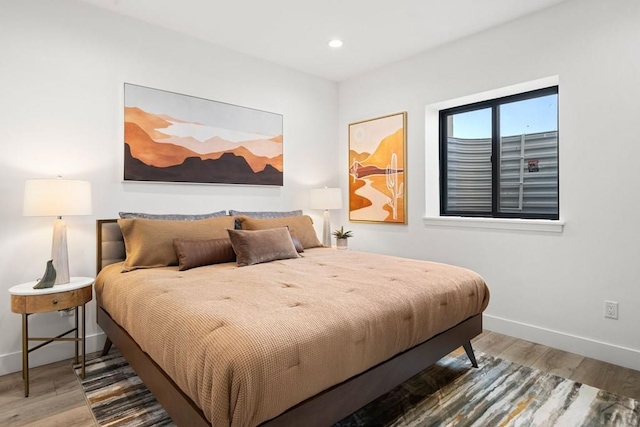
95,218,489,426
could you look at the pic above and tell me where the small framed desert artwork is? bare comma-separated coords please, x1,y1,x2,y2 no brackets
123,83,283,186
348,112,407,224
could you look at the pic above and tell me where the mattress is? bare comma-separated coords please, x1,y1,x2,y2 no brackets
95,248,489,427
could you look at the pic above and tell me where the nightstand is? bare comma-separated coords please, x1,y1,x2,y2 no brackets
9,276,93,397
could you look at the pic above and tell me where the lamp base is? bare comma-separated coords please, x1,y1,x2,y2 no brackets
322,210,331,247
52,218,70,285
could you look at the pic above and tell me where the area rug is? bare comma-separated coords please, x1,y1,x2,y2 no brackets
75,349,640,426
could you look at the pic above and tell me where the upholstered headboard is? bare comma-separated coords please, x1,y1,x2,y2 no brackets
96,219,125,274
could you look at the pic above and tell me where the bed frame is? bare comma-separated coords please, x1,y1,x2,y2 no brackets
96,219,482,426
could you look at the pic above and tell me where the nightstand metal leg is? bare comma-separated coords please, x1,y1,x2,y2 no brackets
22,314,29,397
74,306,79,364
81,303,86,379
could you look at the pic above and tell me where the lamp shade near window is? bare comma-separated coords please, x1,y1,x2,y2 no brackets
309,187,343,211
310,187,343,247
23,178,92,285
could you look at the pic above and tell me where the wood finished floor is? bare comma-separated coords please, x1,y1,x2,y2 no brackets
1,331,639,426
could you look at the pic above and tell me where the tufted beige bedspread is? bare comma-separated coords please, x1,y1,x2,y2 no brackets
96,248,489,427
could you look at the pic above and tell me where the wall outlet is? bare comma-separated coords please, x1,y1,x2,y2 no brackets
58,308,75,317
604,301,618,319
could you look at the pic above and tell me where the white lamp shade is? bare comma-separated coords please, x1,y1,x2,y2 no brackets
23,179,92,217
310,187,343,210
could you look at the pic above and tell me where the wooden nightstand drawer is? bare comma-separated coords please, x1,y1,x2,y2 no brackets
11,286,92,314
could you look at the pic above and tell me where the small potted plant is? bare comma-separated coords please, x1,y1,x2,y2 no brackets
332,226,353,250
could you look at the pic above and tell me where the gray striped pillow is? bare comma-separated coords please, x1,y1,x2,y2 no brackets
120,211,227,220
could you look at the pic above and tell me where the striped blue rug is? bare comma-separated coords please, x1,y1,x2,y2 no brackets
76,351,174,426
76,349,640,426
337,349,640,426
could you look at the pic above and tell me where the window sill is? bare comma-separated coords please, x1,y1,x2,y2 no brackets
422,216,564,233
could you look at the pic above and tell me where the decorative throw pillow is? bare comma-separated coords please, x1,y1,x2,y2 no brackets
228,209,303,229
289,230,304,253
119,216,235,271
227,228,300,267
228,209,302,218
119,211,227,220
173,238,236,271
236,215,322,249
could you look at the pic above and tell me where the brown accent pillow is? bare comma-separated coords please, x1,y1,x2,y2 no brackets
118,216,235,271
227,228,300,267
173,238,236,271
236,215,322,249
289,230,304,253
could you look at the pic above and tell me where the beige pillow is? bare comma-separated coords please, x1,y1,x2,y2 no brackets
237,215,322,249
227,228,300,267
119,216,235,271
173,238,236,271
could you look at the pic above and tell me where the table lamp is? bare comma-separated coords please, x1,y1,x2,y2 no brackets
310,187,342,247
23,177,92,285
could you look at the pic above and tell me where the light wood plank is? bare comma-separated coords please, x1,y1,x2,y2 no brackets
0,372,57,409
0,359,86,426
20,405,95,427
495,338,549,367
611,364,640,401
0,389,87,426
530,347,585,379
572,356,640,401
52,368,82,396
471,330,519,355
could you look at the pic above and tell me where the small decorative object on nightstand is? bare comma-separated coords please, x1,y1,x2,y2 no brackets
332,226,353,250
9,276,94,397
33,260,57,289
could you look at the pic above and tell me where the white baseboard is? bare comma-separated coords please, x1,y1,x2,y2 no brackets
0,332,106,377
484,314,640,371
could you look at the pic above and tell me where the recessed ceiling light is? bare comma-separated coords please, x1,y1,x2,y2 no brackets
328,39,343,48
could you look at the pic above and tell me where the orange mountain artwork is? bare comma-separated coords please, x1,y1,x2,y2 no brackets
124,84,283,185
349,112,406,223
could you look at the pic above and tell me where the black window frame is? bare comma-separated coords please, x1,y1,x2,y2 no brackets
439,86,559,220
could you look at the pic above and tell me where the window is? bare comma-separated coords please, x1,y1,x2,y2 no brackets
439,86,558,220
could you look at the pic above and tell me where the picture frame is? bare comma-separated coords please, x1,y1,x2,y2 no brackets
123,83,283,186
348,112,407,224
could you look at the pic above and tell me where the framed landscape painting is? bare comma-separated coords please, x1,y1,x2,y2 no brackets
123,83,283,186
349,112,407,224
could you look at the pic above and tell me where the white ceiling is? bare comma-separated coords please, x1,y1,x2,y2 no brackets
79,0,569,82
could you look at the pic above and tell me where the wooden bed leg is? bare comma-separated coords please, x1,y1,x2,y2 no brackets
101,337,113,356
463,342,478,368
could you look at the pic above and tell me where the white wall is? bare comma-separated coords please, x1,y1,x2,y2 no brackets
339,0,640,370
0,0,338,375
